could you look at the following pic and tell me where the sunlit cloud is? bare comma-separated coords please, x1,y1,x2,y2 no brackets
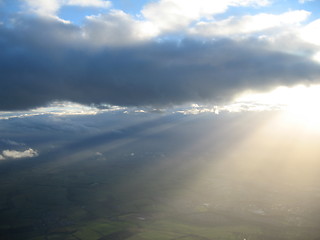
190,10,310,37
2,148,39,159
2,85,320,119
176,84,320,116
0,102,126,119
312,52,320,63
84,10,158,46
235,84,320,130
300,19,320,46
236,84,320,108
142,0,270,33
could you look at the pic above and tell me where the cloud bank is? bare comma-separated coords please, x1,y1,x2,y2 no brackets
1,0,320,110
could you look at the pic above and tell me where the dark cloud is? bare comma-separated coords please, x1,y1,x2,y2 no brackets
1,15,320,110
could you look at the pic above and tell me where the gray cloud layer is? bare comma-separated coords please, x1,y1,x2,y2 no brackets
1,16,320,110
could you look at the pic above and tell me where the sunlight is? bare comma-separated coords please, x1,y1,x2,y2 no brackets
284,86,320,130
236,84,320,131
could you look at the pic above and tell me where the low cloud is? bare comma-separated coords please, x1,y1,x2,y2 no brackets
2,148,39,159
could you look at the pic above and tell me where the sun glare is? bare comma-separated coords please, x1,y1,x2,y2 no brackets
284,86,320,130
237,85,320,130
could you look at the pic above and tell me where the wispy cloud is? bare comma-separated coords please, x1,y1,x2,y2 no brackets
0,139,25,146
298,0,314,4
22,0,111,17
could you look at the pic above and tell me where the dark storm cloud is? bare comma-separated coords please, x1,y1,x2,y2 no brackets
1,16,320,110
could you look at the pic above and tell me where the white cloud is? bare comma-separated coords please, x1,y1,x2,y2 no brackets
174,100,284,115
299,19,320,62
18,0,274,46
16,0,317,49
300,19,320,46
22,0,111,17
0,155,5,160
65,0,111,8
23,0,61,16
83,10,158,46
190,10,310,37
0,101,126,119
141,0,270,33
2,148,39,159
312,51,320,63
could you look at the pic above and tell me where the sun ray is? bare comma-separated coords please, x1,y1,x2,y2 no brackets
236,84,320,131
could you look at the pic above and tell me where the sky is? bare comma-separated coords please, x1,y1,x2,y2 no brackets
2,2,320,239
